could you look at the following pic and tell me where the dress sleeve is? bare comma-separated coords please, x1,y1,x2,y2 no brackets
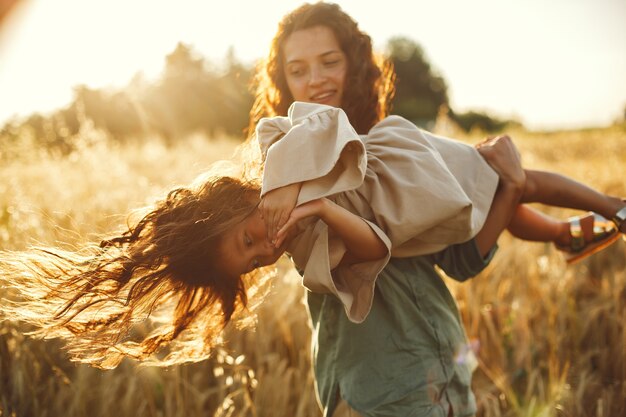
287,216,392,323
255,102,367,205
428,238,498,282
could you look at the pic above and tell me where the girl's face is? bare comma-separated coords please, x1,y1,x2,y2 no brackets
282,25,347,108
217,208,287,277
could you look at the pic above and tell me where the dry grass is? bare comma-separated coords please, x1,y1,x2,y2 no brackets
1,123,625,416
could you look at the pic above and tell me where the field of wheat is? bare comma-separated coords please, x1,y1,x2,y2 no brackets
0,123,625,417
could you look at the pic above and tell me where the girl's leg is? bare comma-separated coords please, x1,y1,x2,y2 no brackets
508,205,604,248
506,169,625,261
507,205,569,244
521,169,625,232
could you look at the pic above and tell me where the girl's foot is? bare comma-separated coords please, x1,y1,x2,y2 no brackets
555,212,620,264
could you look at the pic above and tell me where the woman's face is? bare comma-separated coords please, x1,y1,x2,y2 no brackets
217,208,287,277
282,25,347,108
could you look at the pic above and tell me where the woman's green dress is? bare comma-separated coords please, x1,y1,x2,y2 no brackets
307,240,495,417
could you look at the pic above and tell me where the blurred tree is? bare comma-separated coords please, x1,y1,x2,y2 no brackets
73,85,143,139
164,42,205,77
386,36,520,133
387,37,449,128
216,47,255,137
141,42,253,141
0,43,258,152
152,42,220,140
23,114,46,142
449,109,516,133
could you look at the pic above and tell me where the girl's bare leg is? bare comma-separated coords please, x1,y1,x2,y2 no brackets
507,205,570,245
507,169,626,245
522,170,625,224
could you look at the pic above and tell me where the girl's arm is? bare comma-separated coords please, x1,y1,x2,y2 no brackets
259,182,301,241
276,198,388,264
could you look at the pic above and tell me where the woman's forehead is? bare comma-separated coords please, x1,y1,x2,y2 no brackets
284,26,341,62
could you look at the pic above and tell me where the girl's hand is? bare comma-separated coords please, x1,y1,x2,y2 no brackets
258,182,302,242
274,199,326,248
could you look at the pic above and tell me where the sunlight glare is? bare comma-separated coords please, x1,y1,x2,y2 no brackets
0,0,624,129
0,0,177,120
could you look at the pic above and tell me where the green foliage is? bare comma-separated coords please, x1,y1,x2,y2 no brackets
386,37,521,133
387,36,449,128
450,109,521,134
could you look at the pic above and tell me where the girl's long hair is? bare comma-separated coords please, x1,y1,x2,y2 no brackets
248,1,396,136
0,176,271,368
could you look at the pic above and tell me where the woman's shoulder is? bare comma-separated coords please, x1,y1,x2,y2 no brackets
367,115,423,135
365,114,430,140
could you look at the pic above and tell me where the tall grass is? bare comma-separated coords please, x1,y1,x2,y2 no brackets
1,124,625,416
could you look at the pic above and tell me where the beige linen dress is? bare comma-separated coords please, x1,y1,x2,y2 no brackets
256,102,498,323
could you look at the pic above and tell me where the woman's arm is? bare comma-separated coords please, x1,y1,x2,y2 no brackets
473,135,526,256
276,198,388,264
432,135,526,280
473,181,524,256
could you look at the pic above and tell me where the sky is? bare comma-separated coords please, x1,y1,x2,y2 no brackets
0,0,624,131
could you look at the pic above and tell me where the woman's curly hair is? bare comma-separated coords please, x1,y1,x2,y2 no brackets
0,176,272,368
248,1,395,136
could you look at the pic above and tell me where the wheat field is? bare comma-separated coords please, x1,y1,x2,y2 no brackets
1,124,625,417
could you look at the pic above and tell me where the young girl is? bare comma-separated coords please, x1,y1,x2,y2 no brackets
249,99,625,315
257,101,625,265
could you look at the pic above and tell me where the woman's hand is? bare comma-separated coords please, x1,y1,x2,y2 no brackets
476,135,526,192
258,182,302,242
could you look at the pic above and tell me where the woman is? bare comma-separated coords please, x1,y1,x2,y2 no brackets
248,3,521,416
246,3,504,410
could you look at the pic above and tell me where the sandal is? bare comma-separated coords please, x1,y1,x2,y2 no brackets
611,202,626,234
556,212,620,264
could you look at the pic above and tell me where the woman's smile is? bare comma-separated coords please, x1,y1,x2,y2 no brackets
310,89,339,105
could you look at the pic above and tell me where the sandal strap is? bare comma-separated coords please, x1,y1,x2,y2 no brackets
568,213,615,252
592,213,614,235
568,217,585,252
612,206,626,230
